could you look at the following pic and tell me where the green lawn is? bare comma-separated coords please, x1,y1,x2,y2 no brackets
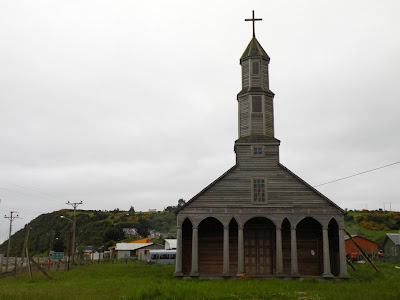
1,261,400,300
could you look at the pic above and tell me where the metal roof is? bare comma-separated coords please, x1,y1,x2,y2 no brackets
115,243,152,251
344,235,377,244
149,249,176,254
386,233,400,245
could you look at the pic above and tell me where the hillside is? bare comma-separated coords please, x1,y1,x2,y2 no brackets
1,209,399,256
0,208,177,256
344,210,400,246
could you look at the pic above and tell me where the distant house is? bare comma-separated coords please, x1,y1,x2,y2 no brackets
138,245,165,261
344,235,378,258
164,239,177,250
109,237,151,258
149,230,162,239
115,242,163,259
383,230,400,257
123,228,138,237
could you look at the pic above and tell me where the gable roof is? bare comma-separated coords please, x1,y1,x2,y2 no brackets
344,235,378,245
278,163,346,214
385,233,400,245
176,163,345,214
175,165,238,214
115,243,153,251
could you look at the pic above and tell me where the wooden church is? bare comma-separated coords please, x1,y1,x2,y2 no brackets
174,12,349,279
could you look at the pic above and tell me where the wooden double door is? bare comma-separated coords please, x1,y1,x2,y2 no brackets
244,226,275,275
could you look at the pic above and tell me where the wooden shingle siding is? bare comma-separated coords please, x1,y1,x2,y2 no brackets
180,163,339,210
261,61,269,90
251,113,264,135
251,75,261,87
242,61,250,89
264,97,274,137
239,96,250,136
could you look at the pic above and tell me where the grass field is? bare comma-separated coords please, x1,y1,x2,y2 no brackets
1,261,400,300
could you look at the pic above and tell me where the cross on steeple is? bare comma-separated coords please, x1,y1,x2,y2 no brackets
245,10,262,38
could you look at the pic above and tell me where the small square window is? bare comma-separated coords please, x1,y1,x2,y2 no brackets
252,61,260,75
253,178,266,202
252,145,264,156
252,96,262,112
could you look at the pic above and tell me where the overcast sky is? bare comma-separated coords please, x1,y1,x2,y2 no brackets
0,0,399,243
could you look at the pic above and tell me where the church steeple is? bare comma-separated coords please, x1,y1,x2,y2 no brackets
235,11,279,163
237,12,275,141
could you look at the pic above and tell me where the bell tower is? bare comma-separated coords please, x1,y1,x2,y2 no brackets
235,11,280,163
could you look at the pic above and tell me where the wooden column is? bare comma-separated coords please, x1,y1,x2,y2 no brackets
190,225,199,276
237,225,244,275
322,227,333,278
275,226,284,276
290,226,299,277
223,225,230,276
174,226,183,276
338,228,349,278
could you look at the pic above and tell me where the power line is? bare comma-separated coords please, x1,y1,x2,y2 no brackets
0,178,66,200
314,161,400,187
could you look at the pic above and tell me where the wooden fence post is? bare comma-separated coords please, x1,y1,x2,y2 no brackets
26,248,32,280
344,229,379,273
29,256,51,280
14,256,17,276
20,226,30,277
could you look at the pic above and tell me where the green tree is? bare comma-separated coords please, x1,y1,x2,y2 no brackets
128,206,136,216
137,217,150,238
103,227,124,243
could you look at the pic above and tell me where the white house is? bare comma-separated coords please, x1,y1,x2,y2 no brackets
115,243,152,259
164,239,177,250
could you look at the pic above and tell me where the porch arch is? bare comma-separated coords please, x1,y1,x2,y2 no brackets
296,217,323,276
244,217,276,275
198,217,224,275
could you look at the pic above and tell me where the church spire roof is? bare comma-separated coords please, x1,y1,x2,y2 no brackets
240,37,270,61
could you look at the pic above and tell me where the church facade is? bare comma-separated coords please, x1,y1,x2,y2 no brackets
174,18,348,279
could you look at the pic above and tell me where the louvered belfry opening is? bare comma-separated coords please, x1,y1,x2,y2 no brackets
296,217,323,276
244,217,276,275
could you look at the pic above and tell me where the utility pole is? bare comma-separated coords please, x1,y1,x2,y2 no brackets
4,211,20,272
66,201,82,264
383,202,392,212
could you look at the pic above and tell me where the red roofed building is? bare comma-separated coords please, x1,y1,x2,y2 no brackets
345,235,378,259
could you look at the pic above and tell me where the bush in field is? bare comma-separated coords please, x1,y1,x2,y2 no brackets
354,215,365,223
359,220,390,231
